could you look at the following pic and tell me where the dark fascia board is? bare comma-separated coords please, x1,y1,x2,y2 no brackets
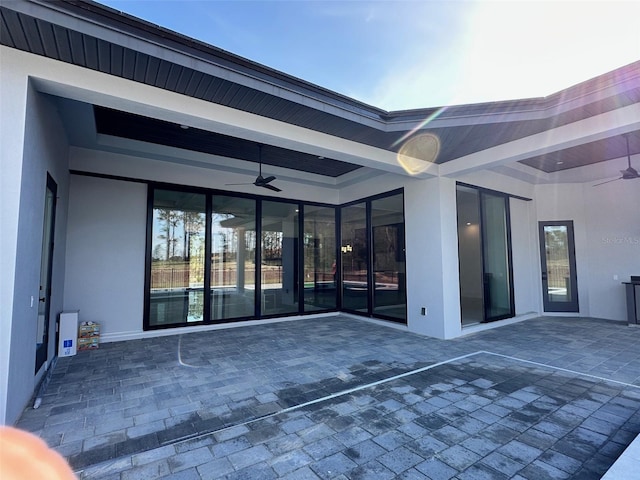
385,59,640,127
7,0,640,132
28,0,389,122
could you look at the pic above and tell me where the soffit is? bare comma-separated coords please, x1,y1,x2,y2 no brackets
1,2,639,177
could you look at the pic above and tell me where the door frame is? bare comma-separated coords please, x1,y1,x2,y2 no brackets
36,173,58,373
538,220,579,312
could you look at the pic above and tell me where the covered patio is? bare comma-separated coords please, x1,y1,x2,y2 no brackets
16,315,640,479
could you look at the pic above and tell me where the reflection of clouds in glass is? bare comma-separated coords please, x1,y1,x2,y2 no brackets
397,133,440,175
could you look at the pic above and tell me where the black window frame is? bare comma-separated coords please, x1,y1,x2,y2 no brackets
339,188,407,324
455,182,518,324
143,182,340,330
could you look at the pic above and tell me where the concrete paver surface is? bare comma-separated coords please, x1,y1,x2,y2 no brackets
15,315,640,479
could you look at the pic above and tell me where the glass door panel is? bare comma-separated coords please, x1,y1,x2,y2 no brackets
457,185,514,325
211,196,256,321
481,193,513,320
341,203,368,312
371,194,406,322
36,174,57,373
539,221,579,312
261,201,299,315
303,205,337,312
149,190,206,326
456,186,484,326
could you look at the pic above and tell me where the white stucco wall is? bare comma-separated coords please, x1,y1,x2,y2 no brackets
536,181,640,321
583,180,640,320
0,47,28,425
63,176,147,339
4,83,70,425
69,148,341,206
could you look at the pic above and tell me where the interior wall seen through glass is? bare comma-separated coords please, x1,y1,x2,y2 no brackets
456,185,514,326
261,201,299,316
341,203,369,313
303,205,337,312
211,196,256,321
456,186,484,326
150,190,206,327
371,194,407,321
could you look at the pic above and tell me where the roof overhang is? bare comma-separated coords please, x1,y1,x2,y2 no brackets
1,0,639,185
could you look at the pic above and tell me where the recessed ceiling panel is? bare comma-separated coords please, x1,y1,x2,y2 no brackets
94,106,361,177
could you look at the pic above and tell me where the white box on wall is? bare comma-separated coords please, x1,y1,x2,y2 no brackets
58,311,78,357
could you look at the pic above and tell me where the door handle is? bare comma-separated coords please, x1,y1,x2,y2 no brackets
541,272,547,281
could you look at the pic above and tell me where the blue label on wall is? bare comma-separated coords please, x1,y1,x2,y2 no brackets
64,340,73,348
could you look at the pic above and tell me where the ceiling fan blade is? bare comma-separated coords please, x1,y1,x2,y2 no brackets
593,177,622,187
261,183,282,192
262,175,276,183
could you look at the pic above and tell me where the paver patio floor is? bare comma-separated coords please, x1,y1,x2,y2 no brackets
15,315,640,479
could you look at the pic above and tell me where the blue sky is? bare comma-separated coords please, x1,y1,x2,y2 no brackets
98,0,640,111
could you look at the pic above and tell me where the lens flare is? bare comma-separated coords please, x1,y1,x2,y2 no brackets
391,106,448,149
397,132,441,175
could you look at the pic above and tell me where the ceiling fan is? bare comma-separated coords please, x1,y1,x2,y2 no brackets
226,144,282,192
594,133,639,186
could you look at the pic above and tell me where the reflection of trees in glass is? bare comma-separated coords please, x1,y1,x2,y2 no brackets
545,227,569,289
183,211,205,260
545,228,567,261
156,208,182,260
153,208,205,261
262,231,283,262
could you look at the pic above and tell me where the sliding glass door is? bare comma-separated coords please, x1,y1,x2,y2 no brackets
303,205,337,312
145,185,407,329
210,196,256,321
481,193,513,320
261,201,299,316
341,203,369,313
149,190,206,327
457,184,514,325
372,194,406,321
340,191,407,323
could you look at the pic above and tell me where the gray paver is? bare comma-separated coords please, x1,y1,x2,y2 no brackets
13,315,640,480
